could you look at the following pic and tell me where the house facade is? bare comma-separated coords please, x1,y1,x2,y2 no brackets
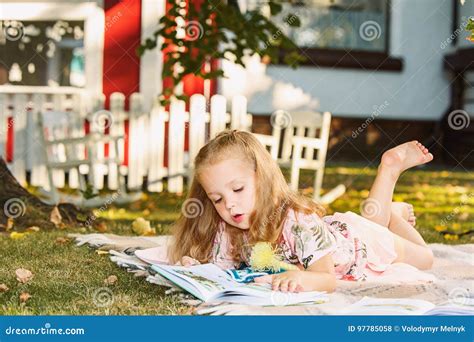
1,0,473,166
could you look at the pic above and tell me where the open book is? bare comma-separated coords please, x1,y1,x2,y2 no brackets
151,263,328,306
341,296,474,315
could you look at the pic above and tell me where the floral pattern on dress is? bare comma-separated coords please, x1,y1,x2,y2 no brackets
211,221,240,269
323,219,368,281
287,217,337,270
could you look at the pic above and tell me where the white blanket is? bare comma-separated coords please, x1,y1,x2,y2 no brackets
70,233,474,315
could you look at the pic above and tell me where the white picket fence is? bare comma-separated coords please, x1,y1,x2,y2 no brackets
0,86,252,194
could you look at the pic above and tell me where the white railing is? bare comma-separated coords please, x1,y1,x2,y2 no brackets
0,88,252,194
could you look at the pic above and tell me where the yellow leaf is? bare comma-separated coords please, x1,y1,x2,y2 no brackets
415,192,425,200
10,232,27,240
434,225,446,232
132,218,155,236
443,234,459,241
452,223,461,230
143,228,156,236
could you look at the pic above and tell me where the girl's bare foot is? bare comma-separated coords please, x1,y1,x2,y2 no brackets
391,202,416,227
380,141,433,178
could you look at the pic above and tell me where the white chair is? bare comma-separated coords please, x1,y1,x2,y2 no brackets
37,110,139,207
254,111,345,204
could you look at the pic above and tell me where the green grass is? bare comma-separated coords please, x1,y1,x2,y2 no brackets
1,164,473,314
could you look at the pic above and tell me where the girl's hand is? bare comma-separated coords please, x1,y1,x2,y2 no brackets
255,254,337,293
254,271,306,293
179,256,201,267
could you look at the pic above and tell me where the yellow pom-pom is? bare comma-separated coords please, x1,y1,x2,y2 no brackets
249,242,298,272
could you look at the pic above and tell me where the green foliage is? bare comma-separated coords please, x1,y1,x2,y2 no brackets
466,17,474,42
80,184,99,200
138,0,305,105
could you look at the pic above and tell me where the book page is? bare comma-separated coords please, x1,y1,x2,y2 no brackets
151,264,239,300
212,283,328,306
153,264,328,306
341,297,436,315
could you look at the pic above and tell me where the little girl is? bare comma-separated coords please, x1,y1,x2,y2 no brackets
170,130,434,293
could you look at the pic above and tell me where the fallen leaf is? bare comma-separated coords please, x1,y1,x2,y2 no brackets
146,202,157,210
95,222,108,233
10,232,27,240
444,233,459,241
6,218,14,231
0,284,9,292
132,218,155,236
415,192,425,200
50,206,63,228
104,275,118,286
55,237,70,245
261,55,271,65
15,268,34,284
26,226,40,232
143,230,157,236
19,292,31,303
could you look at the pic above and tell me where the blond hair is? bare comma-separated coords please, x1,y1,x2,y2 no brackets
169,130,325,264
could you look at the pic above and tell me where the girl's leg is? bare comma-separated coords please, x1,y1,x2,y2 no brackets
388,212,426,246
392,231,434,270
361,141,433,228
391,202,416,227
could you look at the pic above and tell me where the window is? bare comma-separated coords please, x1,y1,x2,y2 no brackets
245,0,401,71
271,0,388,52
0,20,85,87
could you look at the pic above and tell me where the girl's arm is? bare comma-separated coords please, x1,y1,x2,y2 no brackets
255,254,336,293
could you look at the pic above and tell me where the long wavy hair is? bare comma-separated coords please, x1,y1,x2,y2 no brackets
169,130,325,264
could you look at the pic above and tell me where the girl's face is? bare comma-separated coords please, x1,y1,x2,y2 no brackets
199,158,256,230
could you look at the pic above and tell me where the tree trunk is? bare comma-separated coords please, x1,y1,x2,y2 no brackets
0,158,98,230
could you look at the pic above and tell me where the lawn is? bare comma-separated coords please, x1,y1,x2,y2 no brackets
1,164,473,314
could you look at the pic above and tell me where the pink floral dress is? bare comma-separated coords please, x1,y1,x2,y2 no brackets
211,209,398,281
